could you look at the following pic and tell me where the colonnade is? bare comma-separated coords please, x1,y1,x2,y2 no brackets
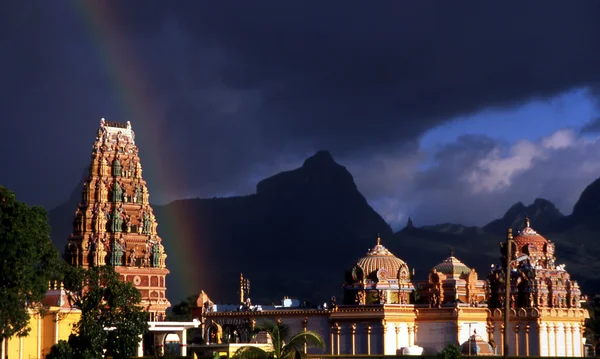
328,321,417,355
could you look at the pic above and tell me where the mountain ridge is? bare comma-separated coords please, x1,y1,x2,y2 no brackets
47,150,600,305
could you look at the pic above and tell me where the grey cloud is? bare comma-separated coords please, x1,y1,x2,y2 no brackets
354,130,600,229
3,2,600,208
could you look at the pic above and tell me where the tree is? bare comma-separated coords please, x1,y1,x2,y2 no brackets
437,344,461,359
233,320,324,359
167,294,198,321
0,187,61,346
48,265,148,359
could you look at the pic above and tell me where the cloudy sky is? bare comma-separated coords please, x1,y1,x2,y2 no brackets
3,1,600,229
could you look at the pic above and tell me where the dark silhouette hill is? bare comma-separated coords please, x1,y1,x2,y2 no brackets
47,150,600,306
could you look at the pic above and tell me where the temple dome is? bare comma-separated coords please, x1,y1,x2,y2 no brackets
432,251,471,278
355,236,409,280
512,218,550,256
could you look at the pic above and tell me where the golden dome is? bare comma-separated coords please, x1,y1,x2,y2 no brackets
433,249,471,278
355,236,409,280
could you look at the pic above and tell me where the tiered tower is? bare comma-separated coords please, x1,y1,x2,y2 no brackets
485,218,587,356
65,118,170,319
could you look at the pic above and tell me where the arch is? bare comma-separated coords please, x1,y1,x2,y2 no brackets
205,322,223,344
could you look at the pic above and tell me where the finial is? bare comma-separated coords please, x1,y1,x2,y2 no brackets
507,227,513,239
376,234,381,246
524,217,530,228
449,247,454,257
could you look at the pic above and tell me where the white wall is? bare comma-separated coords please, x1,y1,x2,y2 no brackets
416,321,456,355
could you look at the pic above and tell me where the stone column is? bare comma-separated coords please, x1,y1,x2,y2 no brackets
330,324,335,355
54,312,60,344
565,323,571,357
500,324,505,356
302,317,308,354
366,325,372,355
351,323,357,355
525,324,530,356
181,329,187,356
137,334,144,357
396,324,401,351
554,324,559,357
37,314,42,359
335,324,341,355
514,323,520,356
381,320,387,354
408,324,414,347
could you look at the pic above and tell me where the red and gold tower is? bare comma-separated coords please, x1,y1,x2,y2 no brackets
66,118,171,318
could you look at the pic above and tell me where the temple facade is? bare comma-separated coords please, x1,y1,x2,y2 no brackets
65,118,170,318
194,222,588,357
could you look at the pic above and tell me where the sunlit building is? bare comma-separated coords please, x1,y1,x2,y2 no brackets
195,220,588,357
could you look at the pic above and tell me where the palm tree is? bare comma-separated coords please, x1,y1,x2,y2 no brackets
233,320,324,359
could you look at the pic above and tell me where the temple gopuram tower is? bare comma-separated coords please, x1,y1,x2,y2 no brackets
65,118,171,319
486,218,587,357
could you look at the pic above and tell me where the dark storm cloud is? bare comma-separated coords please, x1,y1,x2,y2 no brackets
3,1,600,208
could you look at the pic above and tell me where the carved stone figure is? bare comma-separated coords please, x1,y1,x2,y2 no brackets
97,180,107,202
111,207,123,233
111,238,124,266
378,290,387,304
112,156,122,177
135,160,142,178
100,156,109,177
129,249,137,267
125,216,132,233
355,291,364,305
141,187,149,204
150,212,158,235
143,212,151,234
133,185,140,204
96,240,107,266
113,182,122,202
142,248,150,268
82,182,90,203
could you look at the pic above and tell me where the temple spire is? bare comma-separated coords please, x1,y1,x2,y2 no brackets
376,234,381,246
449,247,454,257
524,217,531,228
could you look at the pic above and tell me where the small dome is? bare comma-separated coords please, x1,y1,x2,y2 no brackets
512,218,550,256
433,249,471,278
356,236,409,280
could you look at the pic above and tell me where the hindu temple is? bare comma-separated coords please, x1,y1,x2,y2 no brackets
192,220,588,357
65,118,171,318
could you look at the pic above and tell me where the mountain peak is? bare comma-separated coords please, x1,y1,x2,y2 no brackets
483,198,564,235
256,150,357,199
302,150,337,168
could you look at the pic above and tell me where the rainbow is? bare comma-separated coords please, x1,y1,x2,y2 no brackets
72,1,206,302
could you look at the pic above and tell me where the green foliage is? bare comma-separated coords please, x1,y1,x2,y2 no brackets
0,186,62,340
437,343,462,359
234,320,324,359
48,266,148,359
45,340,74,359
167,294,197,321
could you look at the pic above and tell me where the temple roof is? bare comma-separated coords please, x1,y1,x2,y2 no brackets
512,217,550,255
432,249,471,278
356,236,409,279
